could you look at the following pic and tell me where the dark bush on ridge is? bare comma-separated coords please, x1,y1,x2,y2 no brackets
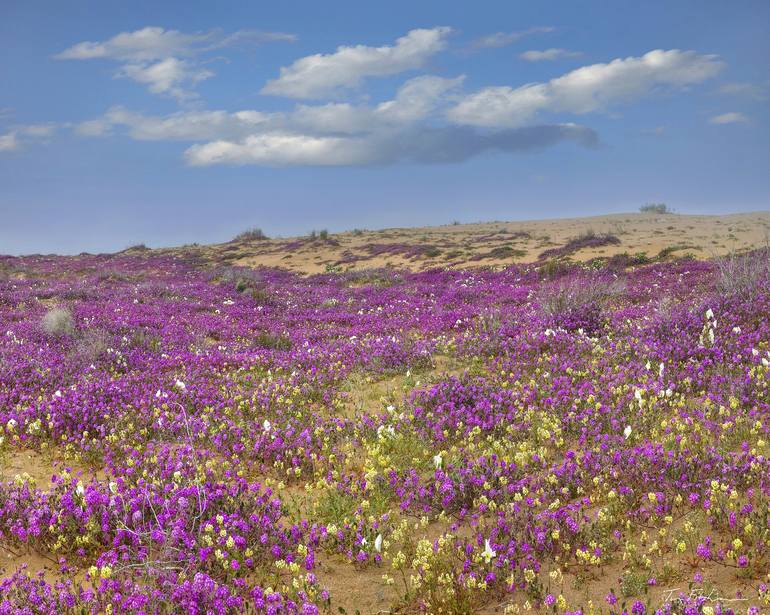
232,228,269,242
639,203,671,214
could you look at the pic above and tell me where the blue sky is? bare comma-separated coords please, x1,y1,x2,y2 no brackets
1,0,768,254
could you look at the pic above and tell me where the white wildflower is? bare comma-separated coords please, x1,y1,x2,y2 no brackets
482,539,497,563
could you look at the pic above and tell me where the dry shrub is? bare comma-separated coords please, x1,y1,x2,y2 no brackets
714,248,770,300
68,328,111,366
42,307,75,337
539,274,625,333
210,266,265,295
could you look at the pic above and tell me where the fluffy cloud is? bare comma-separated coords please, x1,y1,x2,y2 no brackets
80,74,594,167
0,132,19,152
56,26,295,100
709,111,748,124
519,48,582,62
449,49,724,127
184,124,596,167
93,107,273,141
261,27,452,99
74,119,113,137
55,26,294,61
82,75,462,141
17,124,56,138
470,27,555,50
117,58,213,100
0,123,56,152
69,40,725,167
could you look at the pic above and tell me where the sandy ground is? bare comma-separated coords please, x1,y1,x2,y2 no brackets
139,211,770,274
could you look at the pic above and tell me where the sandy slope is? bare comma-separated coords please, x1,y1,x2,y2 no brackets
141,211,770,273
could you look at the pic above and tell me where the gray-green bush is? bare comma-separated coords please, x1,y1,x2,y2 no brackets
42,307,75,337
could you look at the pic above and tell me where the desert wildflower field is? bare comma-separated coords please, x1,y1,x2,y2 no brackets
0,246,768,614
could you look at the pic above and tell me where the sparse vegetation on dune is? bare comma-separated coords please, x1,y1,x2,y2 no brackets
116,212,770,275
539,230,621,260
232,227,269,242
640,203,672,214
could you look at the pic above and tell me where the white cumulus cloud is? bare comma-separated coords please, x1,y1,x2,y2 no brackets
261,27,452,99
55,26,295,101
117,58,213,100
96,106,274,141
469,27,555,50
0,123,57,152
0,132,19,152
66,38,725,168
519,48,582,62
449,49,724,127
184,123,596,167
55,26,294,61
709,111,748,124
78,74,595,167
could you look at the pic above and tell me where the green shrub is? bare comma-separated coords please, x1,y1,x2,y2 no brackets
254,332,292,350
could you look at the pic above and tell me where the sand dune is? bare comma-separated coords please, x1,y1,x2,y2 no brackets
140,211,770,273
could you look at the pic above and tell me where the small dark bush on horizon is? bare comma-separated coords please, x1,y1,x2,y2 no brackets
232,228,269,242
639,203,671,214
